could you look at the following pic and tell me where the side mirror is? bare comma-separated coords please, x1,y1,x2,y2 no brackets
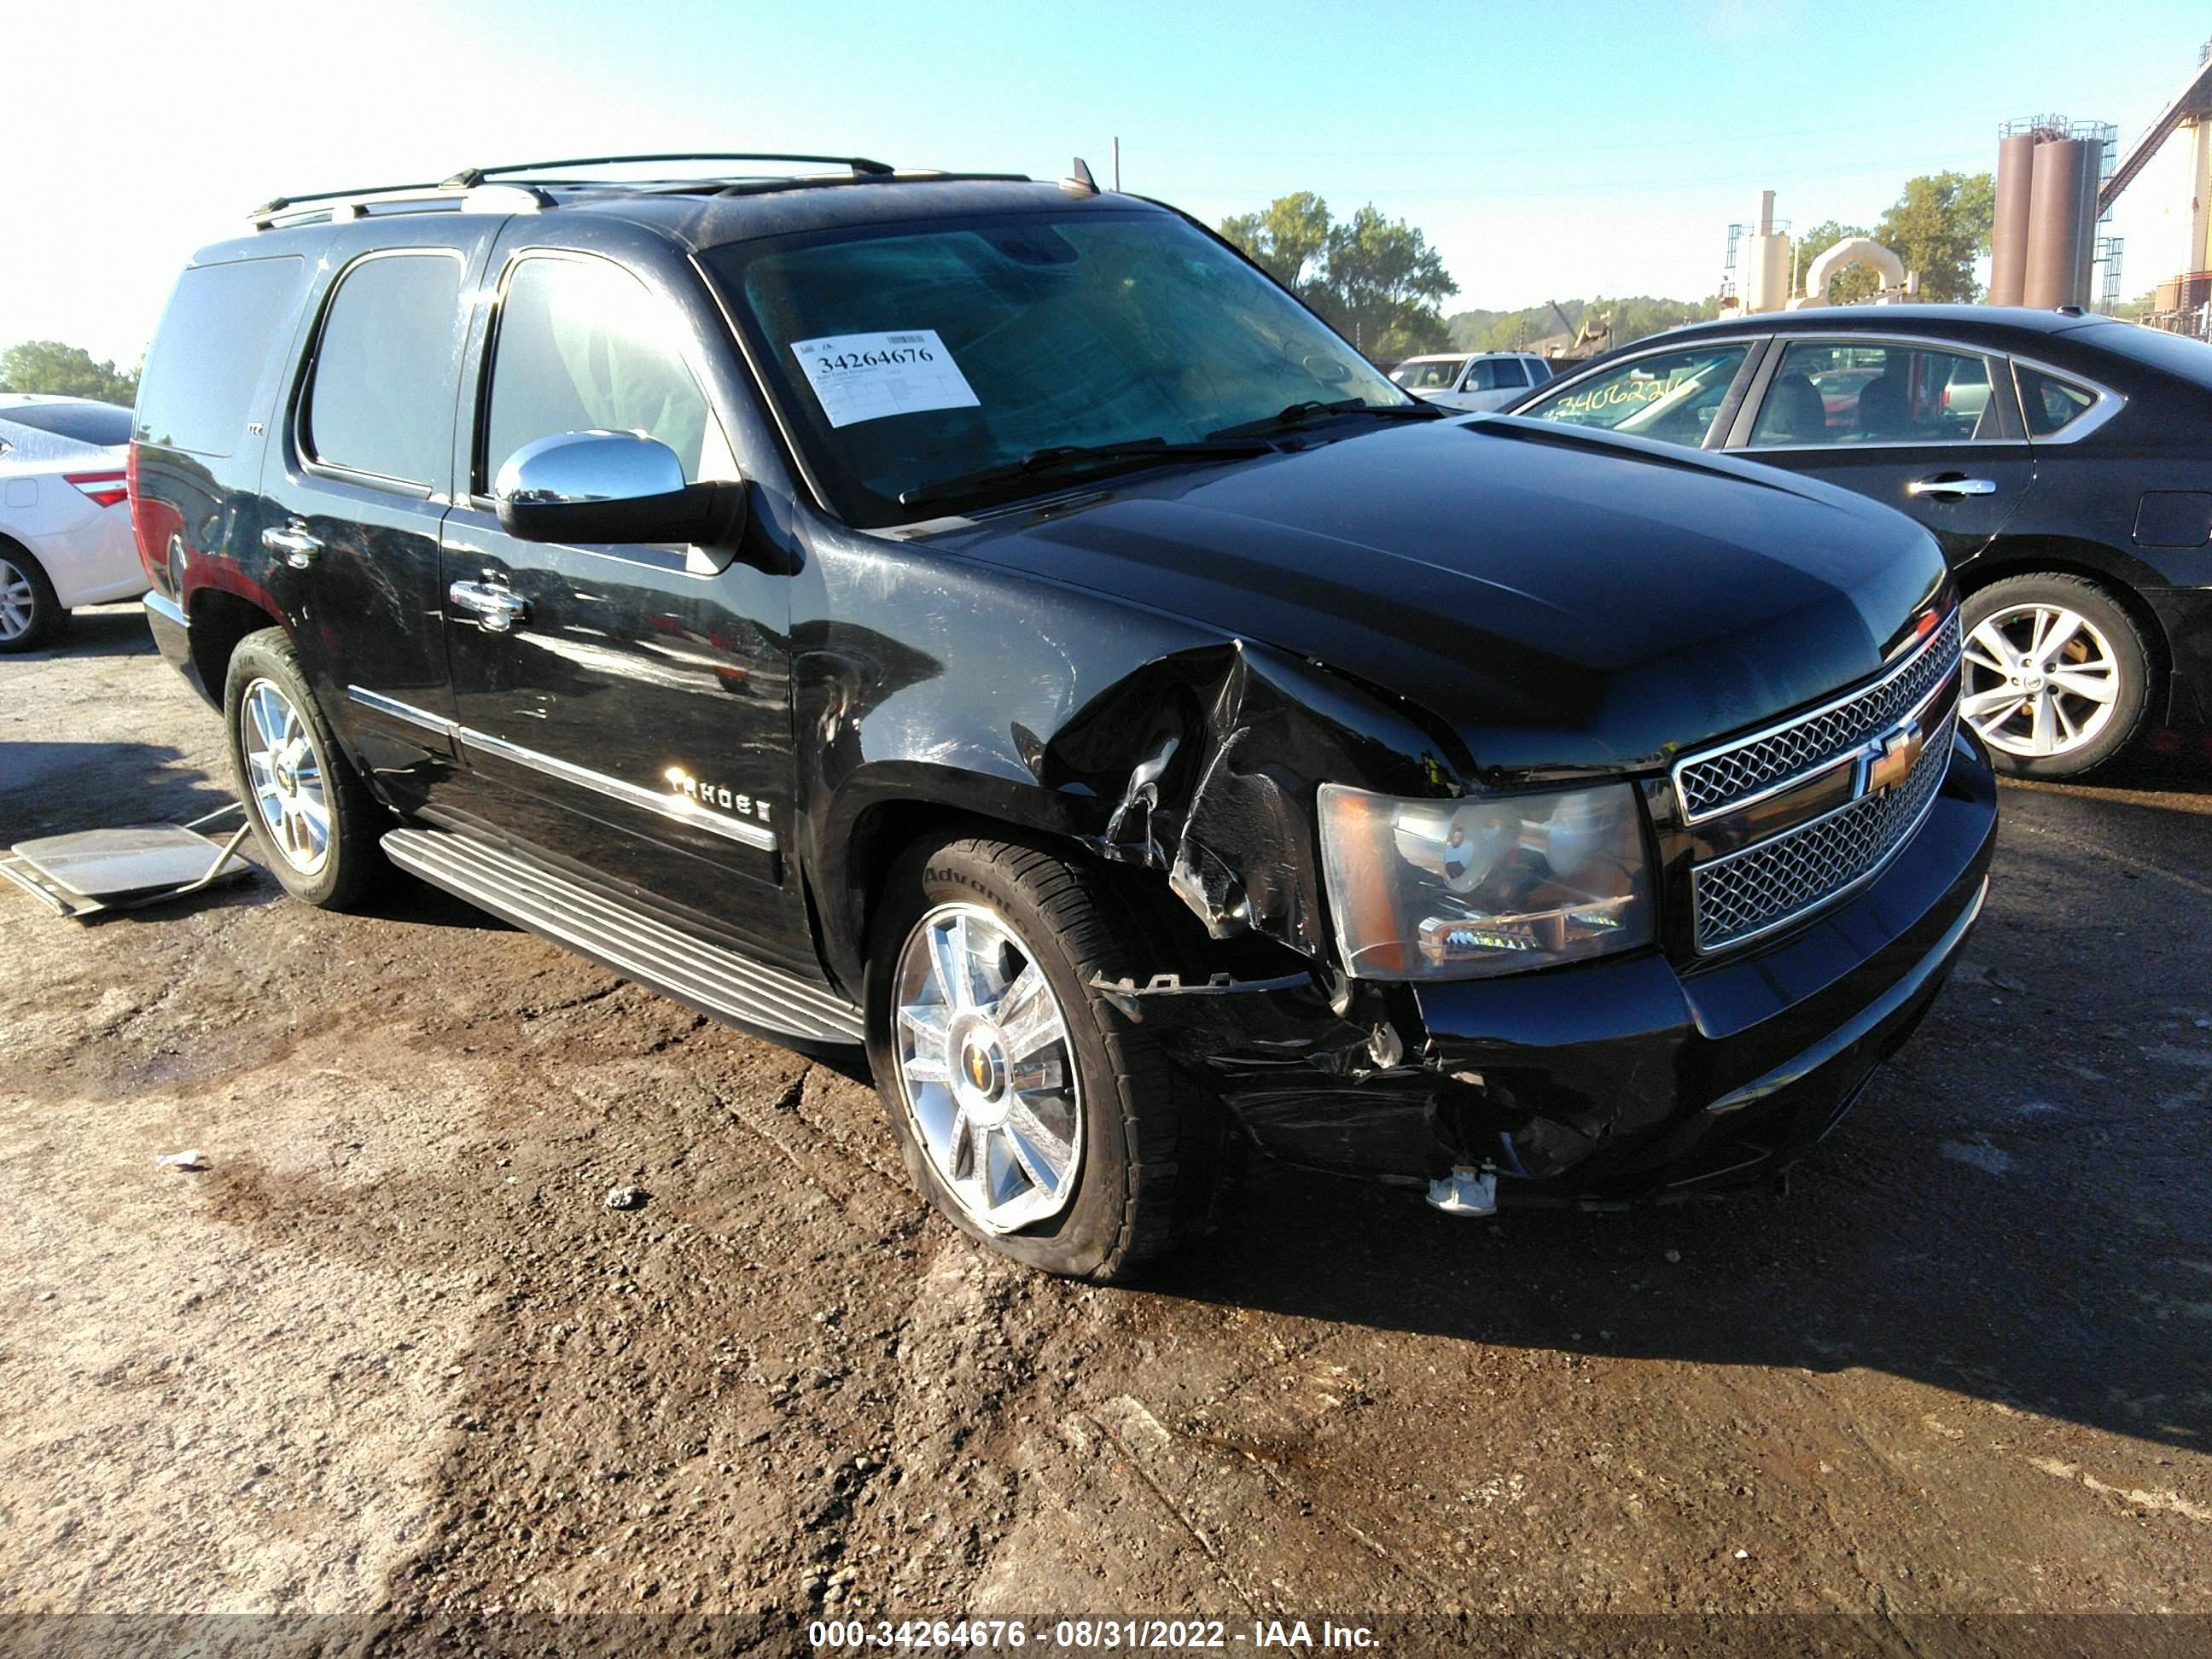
492,430,744,547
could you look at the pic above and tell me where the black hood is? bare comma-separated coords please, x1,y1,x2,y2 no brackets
933,416,1948,777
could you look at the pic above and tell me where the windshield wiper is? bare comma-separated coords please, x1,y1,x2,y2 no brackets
898,437,1272,511
1206,397,1447,440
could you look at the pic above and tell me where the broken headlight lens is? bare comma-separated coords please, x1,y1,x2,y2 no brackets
1317,782,1653,981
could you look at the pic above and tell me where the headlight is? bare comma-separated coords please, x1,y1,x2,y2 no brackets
1317,782,1653,981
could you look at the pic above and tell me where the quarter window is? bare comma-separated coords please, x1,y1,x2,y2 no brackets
1517,343,1751,447
137,256,306,457
1748,341,1996,448
483,257,713,490
2016,365,2098,438
304,253,464,486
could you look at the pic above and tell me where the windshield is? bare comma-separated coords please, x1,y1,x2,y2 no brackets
705,209,1408,524
1390,358,1467,390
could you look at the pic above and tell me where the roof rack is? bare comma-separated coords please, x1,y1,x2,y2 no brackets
249,182,550,231
248,152,899,231
443,151,896,184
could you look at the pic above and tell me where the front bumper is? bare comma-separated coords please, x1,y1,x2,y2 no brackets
1146,731,1999,1202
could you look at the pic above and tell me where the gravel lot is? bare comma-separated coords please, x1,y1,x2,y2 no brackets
3,607,2208,1650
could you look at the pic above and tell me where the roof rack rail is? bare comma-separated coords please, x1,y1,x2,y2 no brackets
249,182,549,231
441,152,895,185
247,153,905,232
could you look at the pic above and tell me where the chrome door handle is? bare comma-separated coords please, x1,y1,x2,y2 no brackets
1906,474,1998,499
448,579,529,633
261,524,323,568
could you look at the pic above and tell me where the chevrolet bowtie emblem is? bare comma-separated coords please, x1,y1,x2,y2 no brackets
1862,718,1924,798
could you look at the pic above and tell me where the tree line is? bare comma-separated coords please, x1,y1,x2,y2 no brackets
1221,168,2001,365
0,341,139,405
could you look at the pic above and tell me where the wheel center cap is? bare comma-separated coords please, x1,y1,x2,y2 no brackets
954,1028,1011,1126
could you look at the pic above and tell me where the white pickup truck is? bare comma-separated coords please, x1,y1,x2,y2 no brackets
1388,351,1555,412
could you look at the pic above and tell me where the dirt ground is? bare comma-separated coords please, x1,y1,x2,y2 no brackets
2,607,2209,1651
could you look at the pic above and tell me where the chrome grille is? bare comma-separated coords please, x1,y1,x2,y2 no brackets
1692,706,1956,952
1675,611,1964,821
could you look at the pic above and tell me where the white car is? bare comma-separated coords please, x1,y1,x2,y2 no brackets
0,394,144,650
1388,351,1554,413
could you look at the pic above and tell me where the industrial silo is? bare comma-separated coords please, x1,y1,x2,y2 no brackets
2024,138,2090,308
1989,132,2037,305
2073,131,2108,306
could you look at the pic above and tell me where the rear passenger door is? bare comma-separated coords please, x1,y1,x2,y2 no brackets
261,223,497,816
1725,335,2036,565
439,240,803,965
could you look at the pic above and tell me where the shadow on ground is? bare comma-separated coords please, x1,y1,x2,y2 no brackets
13,605,156,661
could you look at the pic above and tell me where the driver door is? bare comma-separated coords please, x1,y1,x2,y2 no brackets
439,242,806,967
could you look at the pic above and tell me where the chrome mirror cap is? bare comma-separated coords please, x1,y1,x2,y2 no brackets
492,429,685,508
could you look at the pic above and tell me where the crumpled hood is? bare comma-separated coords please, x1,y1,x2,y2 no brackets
933,416,1948,777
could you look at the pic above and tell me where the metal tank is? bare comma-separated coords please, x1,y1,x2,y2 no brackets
1989,132,2037,306
2073,131,2107,306
2024,138,2090,308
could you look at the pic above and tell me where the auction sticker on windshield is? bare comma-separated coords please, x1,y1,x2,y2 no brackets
790,330,981,428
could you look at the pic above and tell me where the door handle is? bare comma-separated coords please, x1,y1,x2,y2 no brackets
448,579,529,633
261,524,323,568
1906,474,1998,499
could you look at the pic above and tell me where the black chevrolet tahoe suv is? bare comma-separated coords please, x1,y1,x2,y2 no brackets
131,154,1997,1279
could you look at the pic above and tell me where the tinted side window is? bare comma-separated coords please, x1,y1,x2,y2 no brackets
137,256,306,457
1749,341,1996,447
304,253,464,486
3,402,133,445
482,257,710,489
2017,365,2098,437
1467,360,1496,391
1518,343,1750,447
1491,358,1529,388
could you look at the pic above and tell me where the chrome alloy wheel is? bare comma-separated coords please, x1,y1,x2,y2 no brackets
1961,603,2121,760
0,558,33,641
240,678,332,875
892,902,1082,1235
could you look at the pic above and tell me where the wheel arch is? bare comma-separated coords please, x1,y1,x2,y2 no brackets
814,765,1113,994
184,585,288,705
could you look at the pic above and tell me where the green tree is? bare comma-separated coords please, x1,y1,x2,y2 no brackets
0,341,138,405
1322,205,1458,357
1873,171,1995,303
1221,195,1458,358
1219,192,1334,300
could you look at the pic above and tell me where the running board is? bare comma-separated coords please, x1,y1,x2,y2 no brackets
381,826,864,1046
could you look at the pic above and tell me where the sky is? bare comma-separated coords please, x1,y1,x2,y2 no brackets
8,0,2212,367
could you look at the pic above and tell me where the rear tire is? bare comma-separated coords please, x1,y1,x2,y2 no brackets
1960,573,2151,779
864,834,1231,1282
223,627,388,908
0,544,67,654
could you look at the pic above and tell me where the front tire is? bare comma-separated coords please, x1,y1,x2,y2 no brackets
1960,573,2152,779
864,834,1230,1282
0,544,67,654
223,628,387,908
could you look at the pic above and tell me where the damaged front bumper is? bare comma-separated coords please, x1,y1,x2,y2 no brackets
1130,734,1999,1206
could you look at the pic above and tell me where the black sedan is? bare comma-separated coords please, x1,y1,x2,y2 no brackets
1505,306,2212,778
